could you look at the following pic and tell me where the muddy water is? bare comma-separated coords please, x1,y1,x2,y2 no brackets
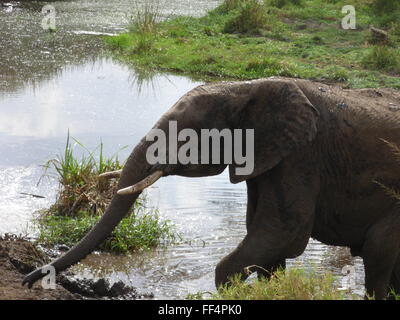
0,1,365,299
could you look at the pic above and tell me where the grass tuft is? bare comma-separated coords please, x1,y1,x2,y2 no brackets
35,133,179,253
188,268,353,300
42,133,123,217
223,0,269,34
362,46,400,75
125,0,163,53
106,34,132,51
129,0,162,35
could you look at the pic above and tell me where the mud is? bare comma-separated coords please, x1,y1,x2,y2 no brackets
0,234,146,300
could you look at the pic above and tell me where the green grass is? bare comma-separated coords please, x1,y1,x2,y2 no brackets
222,0,269,34
36,202,178,253
187,268,356,300
267,0,303,9
105,0,400,88
370,0,400,27
362,46,400,74
389,290,400,300
35,133,179,253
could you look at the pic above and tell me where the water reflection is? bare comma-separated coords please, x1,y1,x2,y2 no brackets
0,58,203,165
0,0,220,94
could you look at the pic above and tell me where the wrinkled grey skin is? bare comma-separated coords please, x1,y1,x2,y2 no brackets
23,78,400,299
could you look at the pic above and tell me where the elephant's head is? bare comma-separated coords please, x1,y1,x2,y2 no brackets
22,78,319,288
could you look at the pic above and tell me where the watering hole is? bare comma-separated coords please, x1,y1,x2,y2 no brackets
0,0,365,299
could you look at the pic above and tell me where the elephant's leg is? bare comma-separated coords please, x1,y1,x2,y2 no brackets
246,179,285,280
362,212,400,299
245,179,258,231
215,208,314,287
215,164,319,288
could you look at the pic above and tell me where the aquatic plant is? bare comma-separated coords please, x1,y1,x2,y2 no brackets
126,0,163,53
35,133,179,253
129,0,162,35
41,132,123,216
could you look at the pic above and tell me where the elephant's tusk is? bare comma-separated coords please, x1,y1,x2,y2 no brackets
99,170,123,179
117,170,163,195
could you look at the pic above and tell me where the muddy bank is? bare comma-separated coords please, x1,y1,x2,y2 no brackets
0,234,76,300
0,235,146,300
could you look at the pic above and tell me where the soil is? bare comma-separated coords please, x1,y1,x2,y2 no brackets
0,234,76,300
0,234,143,300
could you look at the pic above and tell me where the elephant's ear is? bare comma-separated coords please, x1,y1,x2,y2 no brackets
229,80,319,183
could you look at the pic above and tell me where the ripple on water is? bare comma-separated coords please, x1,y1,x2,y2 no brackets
0,166,55,235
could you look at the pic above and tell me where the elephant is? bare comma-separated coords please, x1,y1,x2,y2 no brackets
22,77,400,299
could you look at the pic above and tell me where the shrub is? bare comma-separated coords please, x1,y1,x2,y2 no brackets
362,46,400,74
223,0,269,34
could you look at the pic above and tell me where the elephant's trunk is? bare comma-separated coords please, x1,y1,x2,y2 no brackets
51,193,139,272
23,141,152,287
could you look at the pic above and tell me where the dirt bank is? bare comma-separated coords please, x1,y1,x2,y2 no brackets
0,235,143,300
0,234,77,300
